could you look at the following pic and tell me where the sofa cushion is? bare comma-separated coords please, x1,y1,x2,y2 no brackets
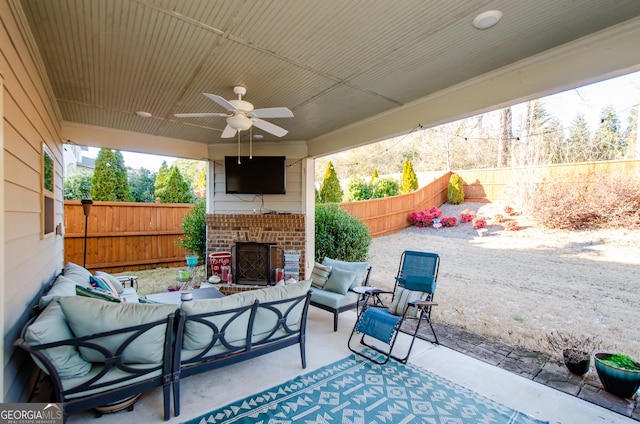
94,271,125,294
58,297,177,364
40,275,78,307
63,262,93,288
76,285,121,303
180,280,311,351
310,287,359,309
322,268,356,295
322,257,369,290
310,263,332,289
24,301,92,379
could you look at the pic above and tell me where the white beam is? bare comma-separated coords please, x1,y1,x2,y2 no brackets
62,122,209,160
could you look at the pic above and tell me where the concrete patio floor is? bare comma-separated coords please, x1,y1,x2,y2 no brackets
63,307,635,424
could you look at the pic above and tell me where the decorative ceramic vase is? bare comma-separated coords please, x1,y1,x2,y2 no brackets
594,353,640,398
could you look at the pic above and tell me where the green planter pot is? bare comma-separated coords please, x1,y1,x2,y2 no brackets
594,353,640,398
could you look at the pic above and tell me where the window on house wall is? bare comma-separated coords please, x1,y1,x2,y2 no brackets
43,144,55,236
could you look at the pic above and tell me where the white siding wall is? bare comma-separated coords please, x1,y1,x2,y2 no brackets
1,0,65,401
208,142,308,214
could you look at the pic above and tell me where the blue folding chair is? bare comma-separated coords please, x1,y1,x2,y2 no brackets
348,251,439,364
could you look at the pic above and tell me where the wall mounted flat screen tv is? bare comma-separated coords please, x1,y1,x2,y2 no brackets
225,156,286,194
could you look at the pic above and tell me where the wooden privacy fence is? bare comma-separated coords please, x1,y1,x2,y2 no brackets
63,159,640,271
339,172,451,237
64,201,193,273
457,159,640,203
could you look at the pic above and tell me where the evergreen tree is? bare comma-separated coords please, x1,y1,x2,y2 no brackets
128,167,156,202
64,172,92,200
400,160,418,194
154,161,171,201
319,161,343,203
158,166,193,203
594,105,624,160
90,149,133,201
194,165,207,195
370,168,379,183
566,114,592,162
624,106,638,158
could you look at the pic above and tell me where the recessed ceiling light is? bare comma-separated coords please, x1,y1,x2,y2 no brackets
473,10,503,30
136,111,152,118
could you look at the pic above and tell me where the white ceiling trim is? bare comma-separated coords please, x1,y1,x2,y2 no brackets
62,122,209,161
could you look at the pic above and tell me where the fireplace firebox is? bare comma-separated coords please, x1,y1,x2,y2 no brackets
233,242,280,286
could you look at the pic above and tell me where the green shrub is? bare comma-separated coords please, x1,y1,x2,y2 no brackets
447,173,464,204
315,204,371,262
346,177,373,201
372,177,399,198
176,199,206,262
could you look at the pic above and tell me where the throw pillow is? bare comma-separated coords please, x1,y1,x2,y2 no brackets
322,268,356,295
322,257,369,290
24,301,92,379
76,285,121,303
388,286,426,317
94,271,125,294
310,263,332,289
90,275,120,298
63,262,93,288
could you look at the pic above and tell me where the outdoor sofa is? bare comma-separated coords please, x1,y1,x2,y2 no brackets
15,262,312,422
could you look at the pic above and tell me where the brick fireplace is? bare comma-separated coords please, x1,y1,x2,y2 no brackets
206,214,306,281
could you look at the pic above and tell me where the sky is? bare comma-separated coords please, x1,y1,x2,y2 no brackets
83,71,640,171
539,71,640,131
86,147,175,171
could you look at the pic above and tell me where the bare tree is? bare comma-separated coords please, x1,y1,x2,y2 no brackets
498,107,512,167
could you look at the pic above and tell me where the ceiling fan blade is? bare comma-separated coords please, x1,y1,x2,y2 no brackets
221,125,238,138
174,112,228,118
252,118,288,137
203,93,238,112
250,107,294,119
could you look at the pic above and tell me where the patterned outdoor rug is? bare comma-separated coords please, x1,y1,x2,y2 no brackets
183,354,548,424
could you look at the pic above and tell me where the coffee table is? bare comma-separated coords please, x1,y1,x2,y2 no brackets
145,286,224,304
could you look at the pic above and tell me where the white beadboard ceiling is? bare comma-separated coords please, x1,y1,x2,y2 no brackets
20,0,640,154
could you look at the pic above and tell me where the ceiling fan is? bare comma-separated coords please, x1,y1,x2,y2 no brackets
174,86,293,138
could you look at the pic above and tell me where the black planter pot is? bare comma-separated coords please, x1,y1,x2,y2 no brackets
565,358,591,375
594,353,640,398
563,349,591,375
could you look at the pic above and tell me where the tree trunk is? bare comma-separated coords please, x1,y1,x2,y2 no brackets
498,107,512,167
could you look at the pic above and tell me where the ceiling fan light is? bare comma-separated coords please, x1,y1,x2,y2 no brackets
473,10,503,30
227,114,252,131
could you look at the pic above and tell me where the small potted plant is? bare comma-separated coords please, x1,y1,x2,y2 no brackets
594,353,640,398
542,331,602,375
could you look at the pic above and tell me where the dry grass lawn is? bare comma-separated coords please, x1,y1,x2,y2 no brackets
117,201,640,361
